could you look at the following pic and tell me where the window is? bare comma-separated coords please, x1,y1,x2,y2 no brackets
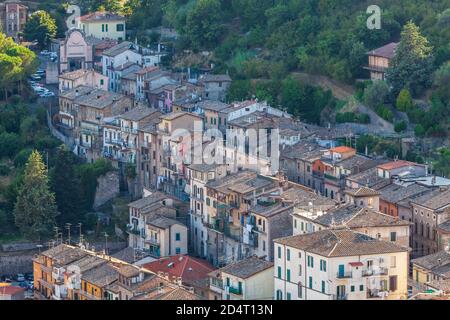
298,283,302,298
360,285,364,291
286,292,291,300
278,246,281,259
287,249,291,261
116,24,124,31
321,281,326,293
308,276,313,289
175,247,181,254
320,259,326,272
298,264,302,276
102,24,104,32
350,285,355,292
390,232,397,242
294,219,297,228
390,256,396,268
277,267,282,279
287,269,291,282
276,290,282,300
175,233,181,241
307,256,314,268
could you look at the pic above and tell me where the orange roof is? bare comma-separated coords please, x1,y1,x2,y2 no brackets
329,146,355,153
143,254,215,287
377,160,420,171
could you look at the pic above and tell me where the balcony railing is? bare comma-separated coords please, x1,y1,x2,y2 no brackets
336,271,353,279
334,294,348,300
145,238,160,246
362,267,388,277
228,286,242,295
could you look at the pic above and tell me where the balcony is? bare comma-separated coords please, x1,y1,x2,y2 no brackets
126,225,140,235
336,271,353,279
145,238,160,246
334,294,348,300
79,290,101,300
227,286,243,296
122,127,138,134
362,267,388,277
324,173,338,181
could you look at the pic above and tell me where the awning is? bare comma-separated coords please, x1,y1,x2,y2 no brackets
349,262,363,267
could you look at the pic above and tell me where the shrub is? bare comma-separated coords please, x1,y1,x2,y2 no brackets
394,120,407,132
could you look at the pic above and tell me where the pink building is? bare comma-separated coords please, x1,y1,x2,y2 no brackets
59,69,109,93
0,0,28,41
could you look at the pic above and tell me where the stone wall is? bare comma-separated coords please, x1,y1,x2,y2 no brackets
93,171,120,209
0,251,36,275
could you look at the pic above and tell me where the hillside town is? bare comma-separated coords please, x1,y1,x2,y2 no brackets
0,0,450,302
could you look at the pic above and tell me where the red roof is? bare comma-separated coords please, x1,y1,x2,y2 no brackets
0,285,25,295
377,160,421,171
329,146,355,154
143,254,215,287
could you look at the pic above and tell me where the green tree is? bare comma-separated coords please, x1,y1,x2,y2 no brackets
396,88,414,112
185,0,224,49
364,81,389,109
394,120,407,132
433,148,450,177
22,10,57,50
14,150,57,239
50,146,85,226
386,21,434,97
0,132,21,158
433,61,450,102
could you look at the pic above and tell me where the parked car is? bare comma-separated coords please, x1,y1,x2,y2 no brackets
40,50,50,56
17,274,25,282
25,273,33,281
36,69,46,75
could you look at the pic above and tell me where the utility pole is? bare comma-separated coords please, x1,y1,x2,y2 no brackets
65,223,72,245
104,232,109,255
53,226,59,243
78,222,83,246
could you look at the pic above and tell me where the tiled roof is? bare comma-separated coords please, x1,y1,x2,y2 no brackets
118,264,140,278
377,160,422,171
74,88,126,109
330,146,355,153
344,207,411,228
345,187,380,197
59,85,95,100
156,287,202,300
111,247,136,264
59,69,98,80
275,229,406,257
427,278,450,293
128,191,168,209
250,201,293,218
146,216,184,229
80,11,125,23
411,188,450,210
217,256,273,279
82,263,119,287
143,254,215,287
411,251,450,271
367,42,399,59
103,41,138,57
378,183,431,204
119,106,160,121
195,99,230,112
337,154,378,171
41,244,88,266
346,167,391,189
